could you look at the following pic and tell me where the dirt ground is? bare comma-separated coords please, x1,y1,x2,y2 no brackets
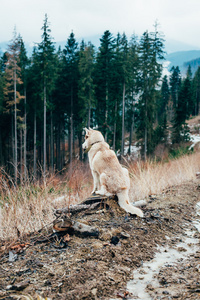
0,178,200,300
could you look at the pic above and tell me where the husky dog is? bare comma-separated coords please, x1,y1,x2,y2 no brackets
82,128,143,217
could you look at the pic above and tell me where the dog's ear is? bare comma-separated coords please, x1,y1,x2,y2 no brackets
84,127,89,134
89,127,94,131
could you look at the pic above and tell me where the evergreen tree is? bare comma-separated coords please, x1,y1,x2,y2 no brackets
4,29,23,182
160,75,170,119
169,66,181,109
109,33,123,151
172,68,192,144
94,30,115,140
193,66,200,115
137,28,165,159
27,46,43,178
0,53,7,166
120,33,129,155
78,41,95,128
126,34,139,154
154,75,169,146
38,14,56,177
18,36,29,181
63,31,79,167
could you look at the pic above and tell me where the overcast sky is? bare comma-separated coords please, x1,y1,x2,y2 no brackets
1,0,200,51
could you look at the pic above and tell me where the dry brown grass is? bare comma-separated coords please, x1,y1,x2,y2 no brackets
128,151,200,202
0,162,92,240
0,152,200,241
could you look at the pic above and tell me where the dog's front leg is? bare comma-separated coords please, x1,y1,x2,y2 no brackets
91,170,100,194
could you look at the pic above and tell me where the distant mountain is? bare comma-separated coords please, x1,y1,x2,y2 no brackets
184,57,200,75
165,39,200,54
165,50,200,75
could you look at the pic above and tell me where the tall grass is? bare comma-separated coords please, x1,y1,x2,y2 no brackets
128,151,200,202
0,162,91,240
0,152,200,240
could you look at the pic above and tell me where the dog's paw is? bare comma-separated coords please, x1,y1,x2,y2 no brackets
95,190,105,196
105,192,113,197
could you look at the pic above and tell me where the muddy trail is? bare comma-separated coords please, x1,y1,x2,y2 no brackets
0,178,200,300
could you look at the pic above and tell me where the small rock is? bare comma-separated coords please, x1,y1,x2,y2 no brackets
92,242,103,249
6,285,13,290
6,280,29,291
163,290,169,295
111,236,119,245
91,288,97,296
177,247,187,252
99,230,112,241
9,251,18,262
159,277,168,285
120,231,130,239
121,239,129,245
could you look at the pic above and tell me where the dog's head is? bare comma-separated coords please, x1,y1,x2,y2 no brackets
82,128,104,152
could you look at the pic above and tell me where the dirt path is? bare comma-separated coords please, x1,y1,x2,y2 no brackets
0,178,200,300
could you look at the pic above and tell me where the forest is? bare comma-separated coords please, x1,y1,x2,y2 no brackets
0,14,200,184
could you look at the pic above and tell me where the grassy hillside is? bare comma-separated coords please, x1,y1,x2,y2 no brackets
0,150,200,240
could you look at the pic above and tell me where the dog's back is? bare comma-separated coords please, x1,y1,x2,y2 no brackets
92,147,129,194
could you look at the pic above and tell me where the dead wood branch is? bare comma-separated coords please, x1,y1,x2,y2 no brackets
55,194,116,216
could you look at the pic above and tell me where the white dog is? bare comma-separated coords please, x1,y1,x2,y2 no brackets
82,128,143,217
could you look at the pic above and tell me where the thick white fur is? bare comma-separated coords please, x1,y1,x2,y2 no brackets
82,128,143,217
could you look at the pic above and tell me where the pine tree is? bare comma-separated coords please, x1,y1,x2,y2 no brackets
170,66,181,109
27,46,43,179
110,33,123,151
120,33,129,156
18,36,28,181
172,66,192,143
4,29,23,183
94,30,115,140
63,31,79,168
78,41,95,128
126,34,139,154
51,47,66,171
159,75,170,119
193,66,200,115
38,14,56,178
154,75,169,146
0,54,6,166
137,28,165,159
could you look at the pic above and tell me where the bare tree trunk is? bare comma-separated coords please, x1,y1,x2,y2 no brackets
50,110,54,172
11,109,15,172
105,83,108,142
43,83,47,181
20,129,23,184
33,109,37,180
70,86,73,172
128,98,135,155
88,106,91,128
24,88,27,181
57,121,61,171
121,81,125,156
113,101,117,152
62,132,65,169
14,63,17,184
128,113,134,155
144,96,147,161
0,123,2,165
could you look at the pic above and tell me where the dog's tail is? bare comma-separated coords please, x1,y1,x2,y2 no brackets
117,190,143,217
